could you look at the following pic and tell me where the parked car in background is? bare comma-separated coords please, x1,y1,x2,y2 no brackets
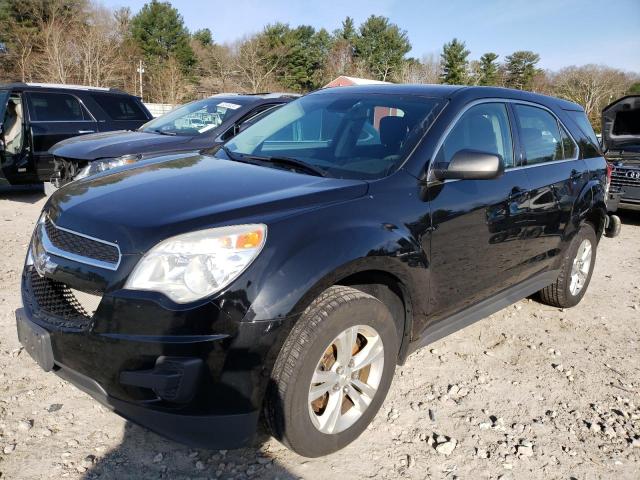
601,95,640,210
17,85,621,456
0,83,152,186
49,93,298,188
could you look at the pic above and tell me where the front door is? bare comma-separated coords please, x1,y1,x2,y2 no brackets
425,102,531,327
24,91,97,181
0,91,32,184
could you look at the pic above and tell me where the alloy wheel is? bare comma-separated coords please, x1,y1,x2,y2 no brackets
569,238,592,296
308,324,385,434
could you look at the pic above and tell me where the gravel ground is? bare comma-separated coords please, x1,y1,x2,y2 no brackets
0,189,639,480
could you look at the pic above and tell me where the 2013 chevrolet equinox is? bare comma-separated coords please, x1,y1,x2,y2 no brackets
16,85,619,457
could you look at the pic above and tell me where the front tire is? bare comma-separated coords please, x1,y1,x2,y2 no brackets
538,223,597,308
265,286,399,457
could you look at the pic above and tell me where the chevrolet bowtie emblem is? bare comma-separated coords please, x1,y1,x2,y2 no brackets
34,251,57,277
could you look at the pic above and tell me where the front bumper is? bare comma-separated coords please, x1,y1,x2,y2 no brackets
17,307,259,447
16,270,285,449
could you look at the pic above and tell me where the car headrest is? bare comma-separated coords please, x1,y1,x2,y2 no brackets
379,116,408,148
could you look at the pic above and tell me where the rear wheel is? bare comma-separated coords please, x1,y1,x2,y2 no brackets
265,286,398,457
538,223,597,308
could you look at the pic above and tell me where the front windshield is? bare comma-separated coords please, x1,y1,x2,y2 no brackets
223,92,443,180
141,96,250,136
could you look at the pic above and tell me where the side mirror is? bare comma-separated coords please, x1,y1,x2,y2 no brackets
433,149,504,181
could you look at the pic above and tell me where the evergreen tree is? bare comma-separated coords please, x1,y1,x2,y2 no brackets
478,52,499,85
353,15,411,81
192,28,213,46
627,81,640,95
260,23,331,91
440,38,469,84
130,0,195,71
337,16,356,42
504,50,540,90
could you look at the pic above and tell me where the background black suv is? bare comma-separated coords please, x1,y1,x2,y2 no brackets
0,83,152,186
49,93,297,187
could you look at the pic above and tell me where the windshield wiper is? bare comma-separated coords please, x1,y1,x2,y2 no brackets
221,147,327,177
246,154,327,177
148,129,176,136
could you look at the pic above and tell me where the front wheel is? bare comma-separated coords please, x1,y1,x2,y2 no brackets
265,286,399,457
538,223,597,308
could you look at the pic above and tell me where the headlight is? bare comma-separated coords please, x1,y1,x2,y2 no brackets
75,154,142,181
124,224,267,303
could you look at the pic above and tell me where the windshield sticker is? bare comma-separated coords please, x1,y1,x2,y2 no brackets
217,101,241,110
198,124,218,133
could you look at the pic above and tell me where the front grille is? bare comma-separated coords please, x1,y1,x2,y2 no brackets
44,217,120,265
611,166,640,188
24,268,102,330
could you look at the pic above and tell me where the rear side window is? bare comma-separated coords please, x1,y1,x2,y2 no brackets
436,102,514,168
27,92,91,122
91,93,148,121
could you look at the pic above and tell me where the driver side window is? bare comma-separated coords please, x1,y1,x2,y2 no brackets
436,103,514,168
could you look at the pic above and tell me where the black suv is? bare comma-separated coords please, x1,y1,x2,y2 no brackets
16,85,619,457
49,93,297,188
602,95,640,210
0,83,152,186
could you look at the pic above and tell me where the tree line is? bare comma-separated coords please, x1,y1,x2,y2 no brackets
0,0,638,129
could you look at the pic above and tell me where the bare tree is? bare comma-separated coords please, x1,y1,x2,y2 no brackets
147,56,193,104
77,6,122,87
234,35,281,93
6,27,37,82
552,65,633,125
193,40,239,93
37,0,84,83
397,54,440,84
323,39,354,80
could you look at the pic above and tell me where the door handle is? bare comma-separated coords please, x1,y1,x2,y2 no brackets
570,169,582,180
508,186,529,200
78,130,94,134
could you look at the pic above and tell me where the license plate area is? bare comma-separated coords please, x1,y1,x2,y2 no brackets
16,309,54,372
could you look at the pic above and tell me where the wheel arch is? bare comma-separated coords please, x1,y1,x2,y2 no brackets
569,178,608,242
335,270,414,365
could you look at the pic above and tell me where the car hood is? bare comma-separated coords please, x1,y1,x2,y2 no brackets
50,130,197,161
46,153,369,254
602,95,640,153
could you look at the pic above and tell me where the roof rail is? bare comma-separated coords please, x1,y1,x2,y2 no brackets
24,82,112,92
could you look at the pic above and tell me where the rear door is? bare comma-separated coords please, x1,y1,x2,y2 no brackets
512,103,587,277
24,90,97,180
426,101,532,324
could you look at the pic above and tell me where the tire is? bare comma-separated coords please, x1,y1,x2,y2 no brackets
265,286,399,457
538,223,597,308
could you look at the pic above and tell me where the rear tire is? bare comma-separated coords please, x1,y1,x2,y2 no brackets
264,286,398,457
538,223,597,308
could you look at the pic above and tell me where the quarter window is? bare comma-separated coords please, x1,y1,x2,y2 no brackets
91,93,148,121
27,92,90,122
435,103,514,168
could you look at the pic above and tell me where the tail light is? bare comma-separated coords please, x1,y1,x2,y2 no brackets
605,162,613,194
